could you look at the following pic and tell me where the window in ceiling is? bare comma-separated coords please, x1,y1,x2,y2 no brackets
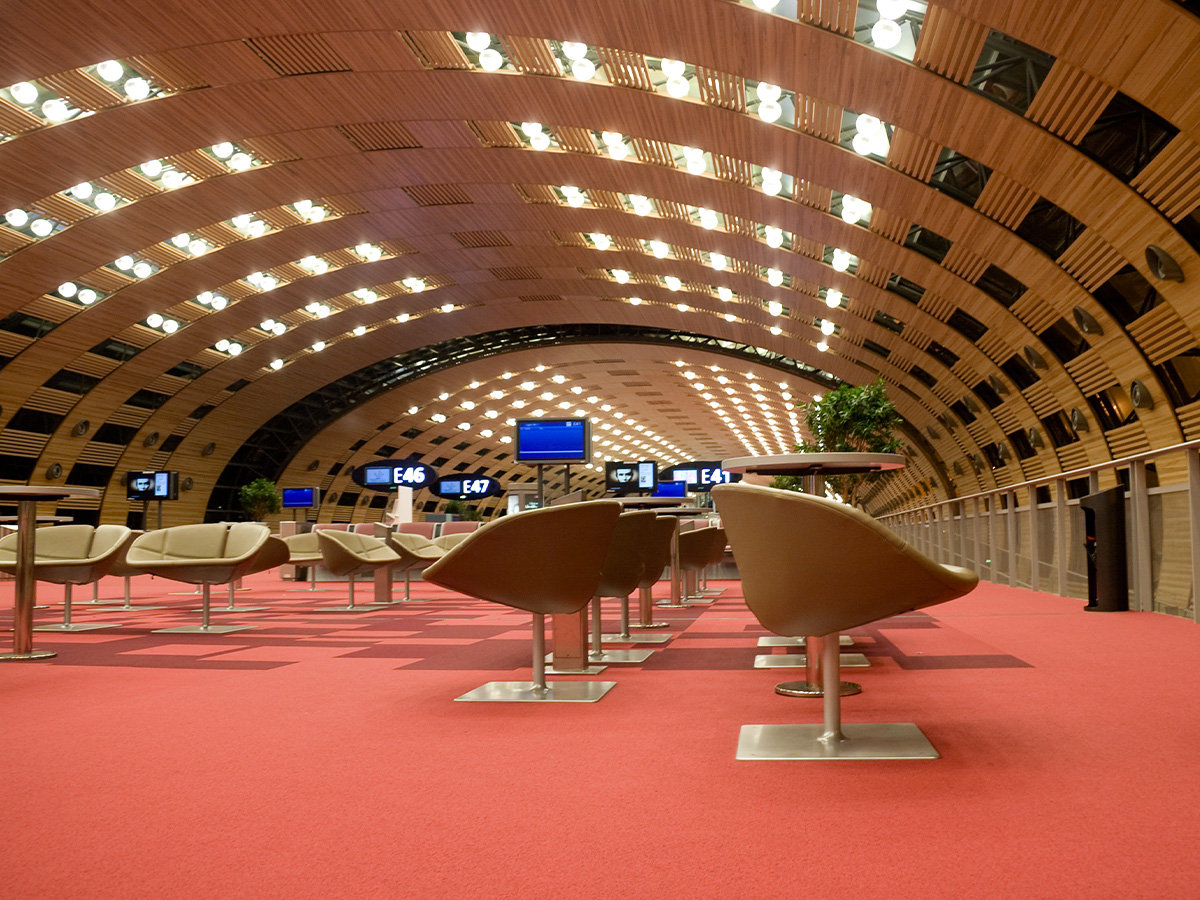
862,339,891,359
327,462,343,476
968,31,1056,115
1015,198,1084,258
947,309,988,342
337,491,359,506
125,389,170,410
159,435,182,454
44,369,100,395
90,338,141,362
1175,202,1200,254
0,312,56,339
873,310,905,334
908,364,936,388
1077,93,1178,184
885,274,926,303
1153,349,1200,406
980,441,1007,469
1091,264,1160,326
165,361,204,380
949,399,976,424
376,444,397,457
972,379,1003,409
926,341,959,368
1086,387,1137,430
905,224,952,264
1000,354,1040,390
1040,411,1079,447
65,462,114,487
929,150,992,205
976,265,1027,308
92,423,137,445
850,0,927,62
1038,317,1088,364
0,455,36,481
5,407,63,434
1007,429,1037,459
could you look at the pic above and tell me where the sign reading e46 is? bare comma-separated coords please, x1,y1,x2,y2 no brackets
353,459,439,491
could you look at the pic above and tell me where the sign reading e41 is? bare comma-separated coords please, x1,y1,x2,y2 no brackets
353,459,439,491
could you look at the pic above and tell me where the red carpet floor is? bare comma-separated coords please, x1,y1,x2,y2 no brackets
2,573,1199,898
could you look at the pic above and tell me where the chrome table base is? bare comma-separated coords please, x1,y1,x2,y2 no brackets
774,680,862,698
601,631,672,644
736,723,939,760
757,635,853,647
455,680,616,703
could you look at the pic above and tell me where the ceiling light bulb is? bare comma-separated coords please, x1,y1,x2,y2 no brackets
665,276,682,291
5,208,29,227
717,286,733,302
666,74,690,98
590,233,611,250
211,141,234,158
767,268,784,286
699,208,718,229
768,301,783,316
650,240,669,258
529,132,550,150
821,319,836,335
9,82,37,105
877,0,909,19
571,58,595,80
825,288,843,308
660,58,686,77
831,249,852,272
629,296,642,306
765,226,784,248
817,341,828,352
465,32,491,52
711,253,726,271
753,0,781,9
478,49,503,70
871,18,903,50
561,41,588,60
58,282,77,297
30,218,53,236
270,359,284,370
124,77,150,100
770,325,782,335
70,182,92,199
146,313,163,328
41,98,71,121
612,269,629,283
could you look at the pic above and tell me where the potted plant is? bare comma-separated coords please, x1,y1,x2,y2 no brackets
773,377,902,507
238,477,282,522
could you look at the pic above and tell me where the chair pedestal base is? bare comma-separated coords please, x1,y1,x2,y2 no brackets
455,680,616,703
601,631,672,644
736,723,939,760
545,662,608,675
754,652,869,668
588,648,654,665
313,604,387,613
757,635,853,647
0,650,56,661
34,622,121,632
153,624,255,634
630,621,672,629
774,680,862,697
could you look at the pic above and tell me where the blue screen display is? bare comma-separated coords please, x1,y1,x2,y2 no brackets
653,481,687,498
281,487,316,508
515,418,589,463
363,467,392,485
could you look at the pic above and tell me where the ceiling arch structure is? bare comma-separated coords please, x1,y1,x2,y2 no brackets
1,0,1198,524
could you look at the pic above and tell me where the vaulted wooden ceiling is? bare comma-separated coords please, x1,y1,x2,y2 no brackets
1,0,1198,523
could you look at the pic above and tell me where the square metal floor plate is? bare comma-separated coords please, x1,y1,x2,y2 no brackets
754,653,869,668
737,723,939,760
455,680,616,702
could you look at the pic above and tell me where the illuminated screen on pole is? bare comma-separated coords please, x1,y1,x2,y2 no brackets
514,418,591,465
281,487,319,508
126,470,179,501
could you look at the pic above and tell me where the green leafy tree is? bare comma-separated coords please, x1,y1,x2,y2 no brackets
772,378,902,506
238,477,282,521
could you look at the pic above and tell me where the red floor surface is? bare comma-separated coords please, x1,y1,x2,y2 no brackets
2,574,1199,898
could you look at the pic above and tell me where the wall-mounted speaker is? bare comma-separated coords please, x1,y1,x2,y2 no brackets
1024,345,1048,369
45,462,62,480
1146,245,1184,282
1130,380,1154,410
1070,408,1089,432
1073,306,1103,336
143,431,159,448
70,419,90,437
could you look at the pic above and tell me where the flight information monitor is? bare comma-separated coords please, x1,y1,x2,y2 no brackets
514,418,591,465
281,487,319,508
126,470,179,501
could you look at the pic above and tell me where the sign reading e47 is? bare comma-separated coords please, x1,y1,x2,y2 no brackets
353,459,439,491
431,475,502,500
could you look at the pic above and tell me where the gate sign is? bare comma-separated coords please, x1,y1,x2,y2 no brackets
662,461,741,491
353,459,439,491
431,475,502,500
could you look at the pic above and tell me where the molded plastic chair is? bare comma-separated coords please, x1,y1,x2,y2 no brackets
438,521,482,538
0,524,131,632
587,510,658,664
315,530,400,611
282,532,326,591
211,536,289,613
712,483,979,760
678,526,727,604
423,500,622,702
615,515,678,638
397,522,437,539
382,531,446,602
126,522,271,634
103,530,167,612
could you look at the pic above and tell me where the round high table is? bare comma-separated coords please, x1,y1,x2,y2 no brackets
721,453,906,697
0,486,100,661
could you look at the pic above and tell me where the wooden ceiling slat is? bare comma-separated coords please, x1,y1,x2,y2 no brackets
238,134,301,163
887,128,942,181
796,0,856,36
913,4,990,84
323,30,421,72
695,66,745,112
80,267,133,293
244,34,351,76
401,31,471,70
595,47,653,91
1056,229,1125,290
1065,348,1118,394
165,149,228,180
168,41,278,85
1127,303,1197,364
127,51,210,91
793,178,832,211
917,290,956,321
794,93,842,142
1131,134,1200,220
0,98,44,138
1025,60,1116,145
94,170,160,201
28,194,94,227
554,126,599,154
973,172,1040,228
869,208,911,243
24,387,78,414
0,226,35,256
940,243,990,283
0,431,49,455
710,152,752,185
498,35,561,76
854,258,891,287
1105,421,1150,457
38,70,123,111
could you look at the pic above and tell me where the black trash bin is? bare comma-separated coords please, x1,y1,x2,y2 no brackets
1078,486,1128,612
